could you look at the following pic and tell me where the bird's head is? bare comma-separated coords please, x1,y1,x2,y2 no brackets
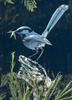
9,26,32,39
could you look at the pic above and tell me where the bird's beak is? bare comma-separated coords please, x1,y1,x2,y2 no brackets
8,31,16,39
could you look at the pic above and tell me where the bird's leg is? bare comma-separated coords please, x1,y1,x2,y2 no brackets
36,48,44,61
29,50,39,58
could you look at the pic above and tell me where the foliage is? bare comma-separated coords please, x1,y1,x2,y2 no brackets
0,72,23,100
0,0,14,4
0,70,72,100
11,51,15,72
0,0,37,12
0,54,72,100
55,81,72,100
0,96,2,100
22,0,37,12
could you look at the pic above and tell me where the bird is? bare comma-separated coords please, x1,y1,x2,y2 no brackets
10,4,69,60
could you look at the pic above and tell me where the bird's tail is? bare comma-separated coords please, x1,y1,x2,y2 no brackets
42,4,69,37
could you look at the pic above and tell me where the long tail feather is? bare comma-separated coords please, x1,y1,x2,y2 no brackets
42,4,69,37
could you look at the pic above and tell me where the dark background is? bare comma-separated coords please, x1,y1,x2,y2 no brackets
0,0,72,75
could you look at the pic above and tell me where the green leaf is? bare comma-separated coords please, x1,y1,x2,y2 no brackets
0,95,3,100
11,51,15,72
5,0,14,4
22,0,37,12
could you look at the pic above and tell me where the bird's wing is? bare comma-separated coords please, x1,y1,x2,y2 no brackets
42,4,69,37
26,31,38,36
23,35,44,42
23,35,51,45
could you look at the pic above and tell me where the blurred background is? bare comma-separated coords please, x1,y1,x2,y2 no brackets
0,0,72,76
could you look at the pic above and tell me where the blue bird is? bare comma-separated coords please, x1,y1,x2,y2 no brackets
10,4,69,60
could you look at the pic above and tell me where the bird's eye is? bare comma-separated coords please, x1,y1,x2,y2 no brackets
21,34,25,38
